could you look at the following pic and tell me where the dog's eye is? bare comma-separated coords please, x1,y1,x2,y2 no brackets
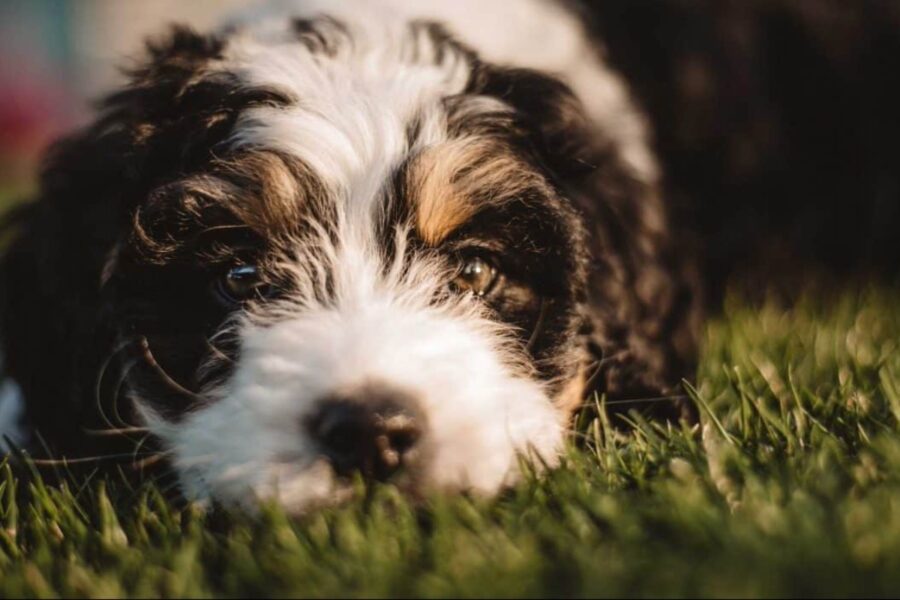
215,265,270,305
452,256,498,297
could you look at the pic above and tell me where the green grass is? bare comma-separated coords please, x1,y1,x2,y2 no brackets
2,288,900,598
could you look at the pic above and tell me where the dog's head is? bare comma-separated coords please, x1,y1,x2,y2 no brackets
0,14,698,511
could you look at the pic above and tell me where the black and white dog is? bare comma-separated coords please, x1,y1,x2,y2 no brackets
1,0,897,512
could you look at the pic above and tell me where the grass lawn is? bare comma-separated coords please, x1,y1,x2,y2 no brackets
1,287,899,598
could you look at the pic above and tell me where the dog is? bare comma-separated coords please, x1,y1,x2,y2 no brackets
0,0,897,512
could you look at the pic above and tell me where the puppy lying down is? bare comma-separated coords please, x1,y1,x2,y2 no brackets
2,0,897,512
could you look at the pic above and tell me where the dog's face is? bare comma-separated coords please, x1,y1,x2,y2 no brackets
1,14,697,513
106,19,592,510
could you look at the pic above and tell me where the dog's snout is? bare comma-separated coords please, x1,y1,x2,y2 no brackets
307,386,425,480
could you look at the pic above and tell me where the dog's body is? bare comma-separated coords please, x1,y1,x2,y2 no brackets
0,0,897,512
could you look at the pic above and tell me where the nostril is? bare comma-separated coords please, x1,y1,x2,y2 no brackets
307,386,425,479
388,424,420,454
373,412,422,473
308,400,374,470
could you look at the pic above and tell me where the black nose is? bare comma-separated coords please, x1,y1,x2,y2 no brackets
306,386,425,480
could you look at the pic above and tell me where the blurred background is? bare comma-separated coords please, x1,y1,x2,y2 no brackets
0,0,247,204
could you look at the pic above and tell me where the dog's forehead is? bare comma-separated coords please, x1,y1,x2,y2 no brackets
212,21,448,200
182,16,546,245
226,21,468,173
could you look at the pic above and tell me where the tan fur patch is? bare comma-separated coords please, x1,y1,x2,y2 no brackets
214,152,317,233
408,137,544,245
130,151,327,264
554,364,587,418
178,151,326,238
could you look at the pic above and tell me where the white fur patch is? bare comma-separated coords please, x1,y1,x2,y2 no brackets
223,10,470,213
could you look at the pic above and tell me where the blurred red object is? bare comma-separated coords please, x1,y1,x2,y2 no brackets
0,60,72,156
0,57,76,189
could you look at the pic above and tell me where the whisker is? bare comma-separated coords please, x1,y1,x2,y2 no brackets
24,452,162,467
94,338,140,430
573,394,690,412
525,298,551,354
110,358,143,434
198,224,252,236
131,432,155,464
82,426,149,437
582,350,632,391
603,394,689,407
204,339,235,364
138,336,205,402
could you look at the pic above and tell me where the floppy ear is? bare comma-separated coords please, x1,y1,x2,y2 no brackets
0,26,229,455
479,66,702,423
0,127,130,454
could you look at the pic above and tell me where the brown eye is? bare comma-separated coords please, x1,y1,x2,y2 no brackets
216,265,269,304
452,256,498,297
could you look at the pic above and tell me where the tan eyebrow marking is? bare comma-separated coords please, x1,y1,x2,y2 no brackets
408,137,544,245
